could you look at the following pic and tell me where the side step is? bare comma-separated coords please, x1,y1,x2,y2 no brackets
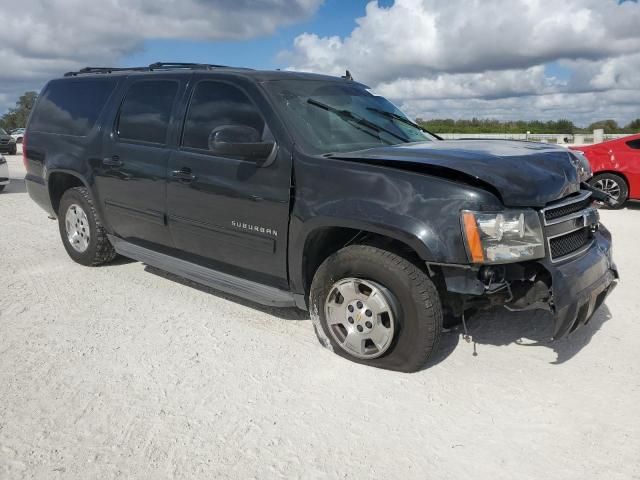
108,236,297,308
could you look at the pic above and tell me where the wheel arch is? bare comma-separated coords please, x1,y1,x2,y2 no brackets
47,169,94,215
293,222,437,298
592,170,630,189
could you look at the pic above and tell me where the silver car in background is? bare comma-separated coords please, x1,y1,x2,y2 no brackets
0,154,9,192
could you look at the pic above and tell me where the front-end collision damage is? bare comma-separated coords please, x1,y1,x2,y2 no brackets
430,227,618,340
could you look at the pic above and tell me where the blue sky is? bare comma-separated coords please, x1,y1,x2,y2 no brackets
122,0,391,70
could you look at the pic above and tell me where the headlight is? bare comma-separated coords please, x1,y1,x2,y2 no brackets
8,137,16,143
461,210,545,263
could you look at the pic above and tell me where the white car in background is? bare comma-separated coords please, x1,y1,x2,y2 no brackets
0,154,9,192
10,128,25,143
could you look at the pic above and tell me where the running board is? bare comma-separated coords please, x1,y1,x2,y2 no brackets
108,236,297,308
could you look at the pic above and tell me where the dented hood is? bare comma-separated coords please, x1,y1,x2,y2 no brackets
330,140,582,207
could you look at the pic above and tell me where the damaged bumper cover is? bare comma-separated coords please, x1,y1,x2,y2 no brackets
543,227,617,339
435,226,618,340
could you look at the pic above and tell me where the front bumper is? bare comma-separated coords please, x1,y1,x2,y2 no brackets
438,225,618,340
543,226,617,339
0,143,15,153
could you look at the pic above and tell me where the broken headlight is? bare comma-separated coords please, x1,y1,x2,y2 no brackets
461,210,545,264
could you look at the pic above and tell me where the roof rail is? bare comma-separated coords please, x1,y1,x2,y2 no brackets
64,62,252,77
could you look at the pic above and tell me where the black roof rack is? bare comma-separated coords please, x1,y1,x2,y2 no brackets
64,62,252,77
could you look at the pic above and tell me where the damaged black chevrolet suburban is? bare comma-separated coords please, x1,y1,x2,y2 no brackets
24,63,618,372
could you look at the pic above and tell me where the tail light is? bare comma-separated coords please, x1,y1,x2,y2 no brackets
22,133,27,170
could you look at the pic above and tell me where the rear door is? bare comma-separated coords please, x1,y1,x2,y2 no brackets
166,76,292,288
95,75,187,248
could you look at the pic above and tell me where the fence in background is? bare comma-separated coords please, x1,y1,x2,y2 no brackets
437,130,634,145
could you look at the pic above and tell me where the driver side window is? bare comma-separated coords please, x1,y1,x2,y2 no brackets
182,81,271,152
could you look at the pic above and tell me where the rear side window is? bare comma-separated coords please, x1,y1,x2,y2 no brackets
117,81,178,144
182,81,268,150
30,79,116,136
626,139,640,150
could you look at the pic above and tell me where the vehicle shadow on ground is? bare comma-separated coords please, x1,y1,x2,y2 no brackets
144,265,309,321
134,263,613,366
1,178,27,194
426,304,613,369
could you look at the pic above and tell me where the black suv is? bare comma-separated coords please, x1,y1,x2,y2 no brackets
0,128,17,155
24,62,618,372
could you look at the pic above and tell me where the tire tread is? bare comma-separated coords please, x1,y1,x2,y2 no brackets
310,244,442,372
60,187,116,266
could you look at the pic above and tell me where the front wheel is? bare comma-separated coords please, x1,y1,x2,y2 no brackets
310,245,442,372
589,173,628,209
9,144,17,155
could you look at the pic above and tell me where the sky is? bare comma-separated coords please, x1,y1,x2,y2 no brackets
1,0,639,126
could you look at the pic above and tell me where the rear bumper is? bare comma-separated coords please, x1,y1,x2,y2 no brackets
25,174,55,216
543,226,618,339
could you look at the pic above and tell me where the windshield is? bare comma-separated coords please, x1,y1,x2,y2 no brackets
0,128,6,135
263,80,437,155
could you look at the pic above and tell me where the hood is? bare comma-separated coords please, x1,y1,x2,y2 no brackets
330,140,582,207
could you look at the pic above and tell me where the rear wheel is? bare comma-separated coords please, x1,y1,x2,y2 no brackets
310,245,442,372
589,173,628,208
58,187,117,266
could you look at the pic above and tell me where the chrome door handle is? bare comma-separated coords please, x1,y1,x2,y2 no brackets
171,168,196,182
103,155,123,167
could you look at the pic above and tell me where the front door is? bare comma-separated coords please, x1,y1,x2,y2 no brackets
95,76,185,249
166,79,292,288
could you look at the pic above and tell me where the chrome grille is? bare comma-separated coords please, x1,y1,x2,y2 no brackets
544,195,592,223
541,190,596,262
549,228,591,260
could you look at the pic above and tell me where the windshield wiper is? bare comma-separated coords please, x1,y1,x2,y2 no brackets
306,98,408,144
366,107,442,140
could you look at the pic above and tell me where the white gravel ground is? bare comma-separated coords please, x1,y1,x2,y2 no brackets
1,150,639,480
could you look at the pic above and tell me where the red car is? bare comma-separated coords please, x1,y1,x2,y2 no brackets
571,133,640,208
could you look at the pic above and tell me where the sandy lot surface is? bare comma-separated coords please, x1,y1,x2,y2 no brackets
1,151,639,479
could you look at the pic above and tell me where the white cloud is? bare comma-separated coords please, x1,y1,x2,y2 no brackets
0,0,322,114
283,0,640,125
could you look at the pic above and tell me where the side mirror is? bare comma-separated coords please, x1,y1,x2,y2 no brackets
208,125,276,163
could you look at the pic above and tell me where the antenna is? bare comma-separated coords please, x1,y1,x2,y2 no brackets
341,70,354,81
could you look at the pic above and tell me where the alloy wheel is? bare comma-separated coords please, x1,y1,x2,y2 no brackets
65,203,90,253
324,278,397,359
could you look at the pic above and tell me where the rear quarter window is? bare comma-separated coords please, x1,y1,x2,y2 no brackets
626,139,640,150
116,80,178,145
30,78,117,136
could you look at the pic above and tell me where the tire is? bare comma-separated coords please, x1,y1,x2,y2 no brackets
310,245,442,372
589,173,628,209
9,144,16,155
58,187,117,266
0,185,5,193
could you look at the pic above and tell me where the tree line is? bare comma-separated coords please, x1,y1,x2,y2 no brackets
416,117,640,134
0,92,38,131
1,90,639,135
